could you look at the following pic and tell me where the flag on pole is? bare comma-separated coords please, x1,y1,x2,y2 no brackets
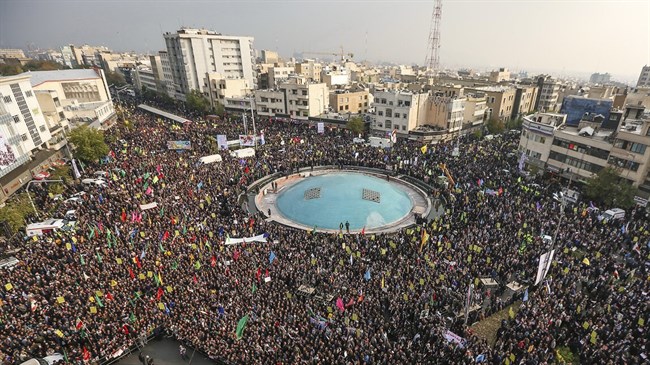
236,314,250,340
420,229,430,252
75,318,83,330
269,251,276,264
523,288,529,302
364,268,371,281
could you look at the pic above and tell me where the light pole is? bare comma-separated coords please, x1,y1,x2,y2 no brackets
26,179,64,217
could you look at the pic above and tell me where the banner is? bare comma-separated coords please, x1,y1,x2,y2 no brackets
72,159,81,179
167,141,192,150
317,122,324,134
534,249,555,285
0,133,17,170
139,202,158,211
239,135,255,147
443,330,466,348
216,135,228,150
225,233,267,245
518,152,527,172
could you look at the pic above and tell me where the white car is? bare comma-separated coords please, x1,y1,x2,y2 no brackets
71,191,87,198
64,197,83,204
82,178,107,187
93,171,109,178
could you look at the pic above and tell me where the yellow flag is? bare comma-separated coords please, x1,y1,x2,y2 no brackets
56,296,65,304
116,258,123,264
54,329,64,338
111,280,117,287
508,306,515,319
158,302,165,310
90,306,97,314
166,285,173,293
4,283,13,291
582,257,590,266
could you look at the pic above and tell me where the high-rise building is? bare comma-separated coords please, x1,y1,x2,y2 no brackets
637,65,650,88
163,28,256,97
590,72,611,84
534,75,561,112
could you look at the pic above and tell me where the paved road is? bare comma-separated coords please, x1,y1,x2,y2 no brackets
118,338,217,365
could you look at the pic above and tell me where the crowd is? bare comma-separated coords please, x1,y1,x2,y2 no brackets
0,101,648,365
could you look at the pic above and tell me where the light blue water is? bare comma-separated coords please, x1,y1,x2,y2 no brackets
276,172,413,230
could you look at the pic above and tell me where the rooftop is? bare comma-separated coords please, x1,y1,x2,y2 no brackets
557,126,613,141
471,86,514,93
27,69,101,87
619,118,649,136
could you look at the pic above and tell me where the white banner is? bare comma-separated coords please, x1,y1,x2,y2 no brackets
72,159,81,179
216,135,228,150
139,202,158,211
534,249,555,285
239,134,255,147
225,233,267,245
443,330,466,348
317,122,324,134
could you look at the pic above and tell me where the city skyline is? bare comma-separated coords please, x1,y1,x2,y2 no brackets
1,0,649,83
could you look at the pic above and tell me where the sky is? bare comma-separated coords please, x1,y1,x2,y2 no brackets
1,0,649,83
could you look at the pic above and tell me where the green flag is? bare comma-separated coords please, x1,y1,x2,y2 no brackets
80,254,85,265
236,314,250,340
96,252,103,263
172,261,178,270
95,294,104,308
251,283,257,294
159,243,165,253
130,313,136,323
194,261,201,270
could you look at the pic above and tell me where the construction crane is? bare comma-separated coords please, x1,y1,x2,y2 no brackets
302,46,354,62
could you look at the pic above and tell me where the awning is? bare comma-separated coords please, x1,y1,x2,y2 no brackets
138,104,192,125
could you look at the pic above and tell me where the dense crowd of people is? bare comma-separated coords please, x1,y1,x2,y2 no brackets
0,100,648,365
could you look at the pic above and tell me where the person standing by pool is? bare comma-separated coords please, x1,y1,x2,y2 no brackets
345,220,350,233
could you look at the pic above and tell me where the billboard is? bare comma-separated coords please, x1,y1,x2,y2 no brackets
167,141,192,150
0,133,17,170
216,135,228,150
559,96,612,126
239,135,255,147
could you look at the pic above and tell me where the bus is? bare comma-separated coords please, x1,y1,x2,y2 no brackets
25,219,72,237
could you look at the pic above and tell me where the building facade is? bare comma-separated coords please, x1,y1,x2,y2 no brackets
163,28,256,96
467,86,516,122
636,65,650,88
559,95,613,126
535,75,561,112
294,60,322,83
0,74,53,178
279,77,329,119
329,88,370,114
512,85,538,121
371,90,428,136
590,72,611,84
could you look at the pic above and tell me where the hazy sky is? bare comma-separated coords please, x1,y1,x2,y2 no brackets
1,0,649,82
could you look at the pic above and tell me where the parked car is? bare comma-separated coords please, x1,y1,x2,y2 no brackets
598,208,626,222
81,178,107,187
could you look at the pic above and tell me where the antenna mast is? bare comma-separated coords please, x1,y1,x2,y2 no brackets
424,0,443,74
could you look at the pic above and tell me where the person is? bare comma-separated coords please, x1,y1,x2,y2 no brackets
179,345,187,360
267,208,271,217
339,222,344,233
345,220,350,233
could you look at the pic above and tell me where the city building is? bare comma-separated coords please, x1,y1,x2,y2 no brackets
329,87,370,114
60,45,77,68
255,90,286,117
204,73,252,109
0,74,61,201
534,75,561,112
321,66,350,87
163,28,256,97
466,86,516,122
512,85,538,120
462,92,488,130
29,69,115,129
559,95,613,126
610,106,650,191
636,65,650,87
371,90,428,137
422,96,465,135
624,87,650,110
133,66,158,93
488,68,510,83
260,50,279,64
279,77,329,119
158,51,177,98
0,49,27,59
519,112,567,168
590,72,611,84
69,44,112,67
265,66,294,89
294,60,322,83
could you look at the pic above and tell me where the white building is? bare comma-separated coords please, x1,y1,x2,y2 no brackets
134,66,158,93
280,77,329,119
372,90,429,136
158,51,178,99
267,66,294,88
255,90,286,117
535,75,561,112
29,69,115,129
0,74,53,179
204,73,252,109
519,112,567,168
163,28,256,97
321,66,350,87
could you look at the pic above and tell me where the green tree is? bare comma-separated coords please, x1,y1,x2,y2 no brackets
506,117,523,130
23,60,65,72
213,102,226,117
485,118,505,134
585,166,637,208
185,89,210,115
68,126,110,163
346,116,365,135
105,70,126,86
0,63,24,76
0,193,35,234
50,165,72,183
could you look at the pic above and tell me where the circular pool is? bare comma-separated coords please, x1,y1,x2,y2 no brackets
275,172,414,231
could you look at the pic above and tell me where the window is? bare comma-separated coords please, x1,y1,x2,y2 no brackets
13,115,20,123
3,95,11,103
395,113,400,118
490,97,495,103
386,108,392,117
21,134,28,141
25,90,33,97
378,111,384,116
402,125,406,131
403,114,407,119
385,120,392,129
39,125,46,132
339,106,344,111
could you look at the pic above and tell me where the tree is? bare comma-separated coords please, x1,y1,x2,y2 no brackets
23,60,65,72
68,126,110,163
185,90,211,115
214,102,226,117
0,193,35,234
585,166,637,209
106,70,126,87
485,118,505,134
346,116,365,135
506,117,524,130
